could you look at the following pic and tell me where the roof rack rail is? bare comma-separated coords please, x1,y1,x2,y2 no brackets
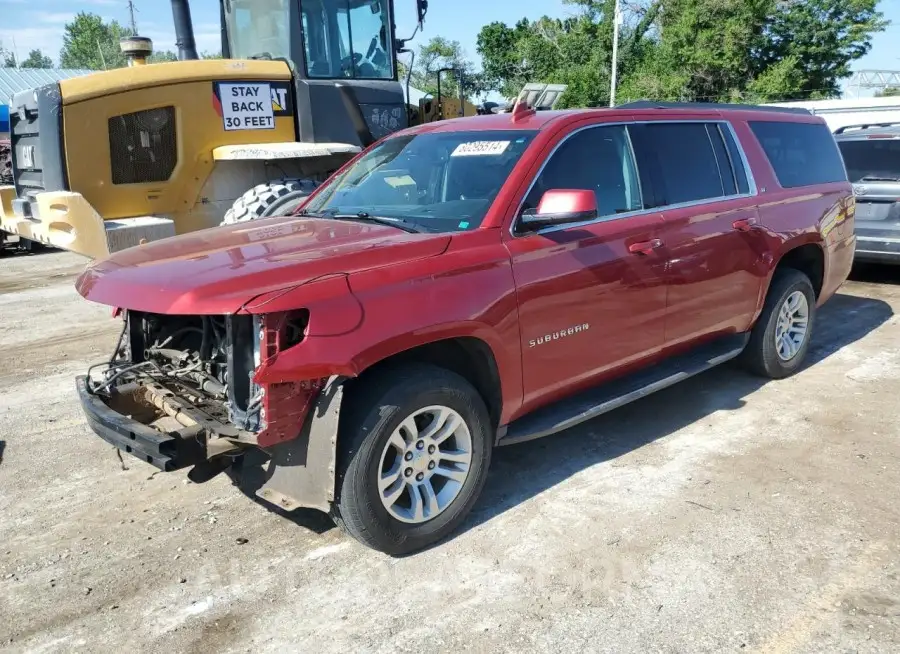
616,100,812,115
833,122,900,134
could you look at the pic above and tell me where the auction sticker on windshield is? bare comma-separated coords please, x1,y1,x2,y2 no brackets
451,141,511,157
213,81,293,131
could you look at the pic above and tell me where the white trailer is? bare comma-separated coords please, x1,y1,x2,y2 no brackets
766,96,900,133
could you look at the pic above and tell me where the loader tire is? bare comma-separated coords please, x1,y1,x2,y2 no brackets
221,178,319,225
0,140,12,186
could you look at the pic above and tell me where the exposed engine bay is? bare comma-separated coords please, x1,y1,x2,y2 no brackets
85,311,263,460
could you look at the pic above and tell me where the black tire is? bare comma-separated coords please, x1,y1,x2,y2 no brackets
0,140,12,186
332,364,493,555
741,268,816,379
221,178,318,225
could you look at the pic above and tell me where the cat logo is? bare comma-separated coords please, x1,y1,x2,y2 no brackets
270,87,289,112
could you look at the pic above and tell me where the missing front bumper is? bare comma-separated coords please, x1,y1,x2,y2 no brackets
75,375,243,471
76,374,346,514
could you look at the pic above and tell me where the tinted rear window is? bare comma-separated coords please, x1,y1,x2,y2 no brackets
837,139,900,183
749,121,847,188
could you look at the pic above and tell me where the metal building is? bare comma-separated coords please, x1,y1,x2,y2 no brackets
1,68,93,134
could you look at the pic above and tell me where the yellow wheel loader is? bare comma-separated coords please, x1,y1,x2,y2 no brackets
0,0,435,259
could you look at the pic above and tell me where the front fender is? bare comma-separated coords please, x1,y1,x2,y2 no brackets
245,236,524,423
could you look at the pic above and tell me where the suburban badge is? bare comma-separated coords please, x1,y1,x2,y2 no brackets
529,323,590,348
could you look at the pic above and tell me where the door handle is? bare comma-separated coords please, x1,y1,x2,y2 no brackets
732,217,758,232
628,239,663,255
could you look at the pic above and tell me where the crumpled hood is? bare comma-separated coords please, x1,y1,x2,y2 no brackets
75,216,451,314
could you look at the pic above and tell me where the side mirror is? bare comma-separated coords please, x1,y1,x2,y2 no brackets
416,0,429,25
520,189,598,229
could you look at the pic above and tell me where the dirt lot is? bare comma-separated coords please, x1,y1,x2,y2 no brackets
1,249,900,653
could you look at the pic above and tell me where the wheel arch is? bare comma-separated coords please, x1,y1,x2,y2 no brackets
750,237,825,328
246,332,507,522
348,335,505,432
773,241,825,299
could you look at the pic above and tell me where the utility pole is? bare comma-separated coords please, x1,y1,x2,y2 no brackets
97,39,107,69
609,0,622,107
127,1,139,34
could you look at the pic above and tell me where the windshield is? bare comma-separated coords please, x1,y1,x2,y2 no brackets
302,130,538,232
838,139,900,182
302,0,393,79
224,0,291,60
223,0,393,80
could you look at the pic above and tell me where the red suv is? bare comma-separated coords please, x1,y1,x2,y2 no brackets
75,101,855,554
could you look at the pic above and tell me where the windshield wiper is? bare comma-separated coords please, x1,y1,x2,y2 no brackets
859,175,900,182
331,212,423,234
296,209,422,233
295,208,327,218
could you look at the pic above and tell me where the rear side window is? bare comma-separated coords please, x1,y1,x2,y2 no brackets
749,121,847,188
633,122,730,205
706,124,737,196
837,139,900,183
720,125,751,194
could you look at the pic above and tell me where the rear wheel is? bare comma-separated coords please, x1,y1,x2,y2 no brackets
221,178,318,226
741,268,816,379
332,364,493,555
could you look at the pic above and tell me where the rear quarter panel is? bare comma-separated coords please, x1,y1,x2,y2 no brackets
732,119,855,310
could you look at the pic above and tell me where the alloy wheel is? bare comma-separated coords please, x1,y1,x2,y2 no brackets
376,405,473,524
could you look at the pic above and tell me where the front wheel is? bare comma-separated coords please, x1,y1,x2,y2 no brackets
332,364,493,555
741,268,816,379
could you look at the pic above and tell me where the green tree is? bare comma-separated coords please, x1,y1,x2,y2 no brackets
148,50,178,64
876,87,900,98
476,20,534,98
476,0,661,107
755,0,887,100
405,37,482,99
0,42,16,67
59,12,133,70
476,0,886,107
636,0,772,102
148,50,221,64
622,0,886,103
20,49,53,68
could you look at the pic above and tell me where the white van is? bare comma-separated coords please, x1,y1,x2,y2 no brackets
767,96,900,133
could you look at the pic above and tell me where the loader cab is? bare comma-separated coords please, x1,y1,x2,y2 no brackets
221,0,412,147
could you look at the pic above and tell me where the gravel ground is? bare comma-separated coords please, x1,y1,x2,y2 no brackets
2,248,900,653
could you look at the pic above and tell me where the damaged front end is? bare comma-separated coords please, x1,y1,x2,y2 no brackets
77,310,343,512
